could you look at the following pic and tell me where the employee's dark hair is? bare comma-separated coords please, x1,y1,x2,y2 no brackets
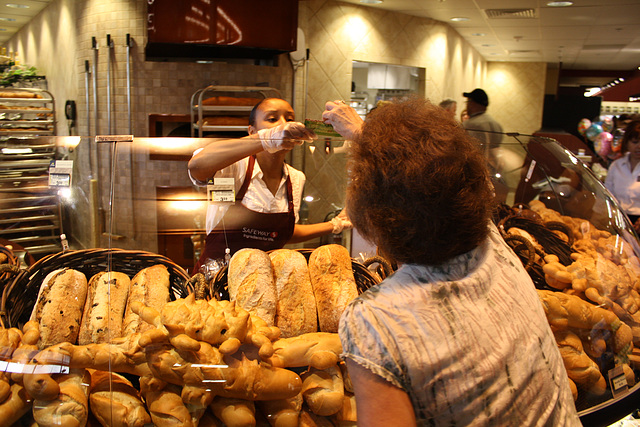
347,96,494,266
621,120,640,153
249,98,268,126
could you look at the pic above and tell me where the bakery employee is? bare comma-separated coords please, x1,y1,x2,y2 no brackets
605,119,640,231
188,98,352,273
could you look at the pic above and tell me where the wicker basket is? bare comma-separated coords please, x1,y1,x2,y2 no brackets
210,248,382,301
0,244,19,295
1,248,192,328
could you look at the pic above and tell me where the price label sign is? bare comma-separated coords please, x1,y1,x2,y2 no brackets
208,177,235,204
48,160,73,188
608,365,629,397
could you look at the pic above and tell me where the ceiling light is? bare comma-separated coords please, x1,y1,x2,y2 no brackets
5,3,29,8
471,33,486,36
450,17,469,22
546,1,573,6
360,0,383,4
0,17,15,21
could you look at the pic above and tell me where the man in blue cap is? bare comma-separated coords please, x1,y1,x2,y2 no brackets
462,88,503,152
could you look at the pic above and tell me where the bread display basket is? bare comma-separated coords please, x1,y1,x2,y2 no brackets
0,248,192,328
0,243,19,295
209,247,383,301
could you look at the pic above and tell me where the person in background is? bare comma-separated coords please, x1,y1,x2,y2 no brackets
605,120,640,232
438,98,457,119
188,98,352,273
462,88,503,151
322,96,580,426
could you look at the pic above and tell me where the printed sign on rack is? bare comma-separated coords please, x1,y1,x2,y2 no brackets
208,177,235,204
608,365,629,397
48,160,73,188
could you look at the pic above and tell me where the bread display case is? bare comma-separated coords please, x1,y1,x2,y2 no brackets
0,134,639,425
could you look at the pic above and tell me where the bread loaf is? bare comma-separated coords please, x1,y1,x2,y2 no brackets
228,249,277,326
202,116,249,126
123,265,170,336
0,383,32,426
30,268,88,348
257,394,302,427
333,393,357,426
142,381,194,427
32,368,90,427
79,271,131,345
89,370,151,427
269,249,318,337
308,245,358,333
301,366,344,416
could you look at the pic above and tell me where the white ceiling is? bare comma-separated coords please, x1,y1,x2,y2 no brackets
338,0,640,86
0,0,51,44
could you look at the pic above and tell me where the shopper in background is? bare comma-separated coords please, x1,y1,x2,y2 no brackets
188,98,352,273
605,120,640,232
462,88,503,150
322,96,581,426
438,98,457,119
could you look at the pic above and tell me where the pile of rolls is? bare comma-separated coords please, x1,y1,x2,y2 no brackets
0,244,362,426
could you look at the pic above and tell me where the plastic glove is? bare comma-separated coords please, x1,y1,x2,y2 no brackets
330,209,353,234
257,122,317,153
322,100,364,141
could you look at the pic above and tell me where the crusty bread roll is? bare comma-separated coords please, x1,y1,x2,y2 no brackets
30,268,88,348
79,271,131,345
143,382,193,427
554,330,607,396
308,245,358,333
269,249,318,337
32,368,90,427
257,394,302,427
228,248,277,326
122,265,170,336
210,396,256,427
333,393,357,426
89,370,151,427
0,383,32,426
301,366,344,417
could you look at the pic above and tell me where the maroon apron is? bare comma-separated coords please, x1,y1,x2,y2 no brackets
194,156,295,273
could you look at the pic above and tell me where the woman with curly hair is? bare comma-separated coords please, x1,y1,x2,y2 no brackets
322,97,580,426
605,120,640,231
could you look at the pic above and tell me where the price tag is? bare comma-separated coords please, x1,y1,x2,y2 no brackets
608,365,629,397
208,177,235,204
48,160,73,187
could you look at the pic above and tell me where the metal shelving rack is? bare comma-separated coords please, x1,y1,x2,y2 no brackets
0,88,55,136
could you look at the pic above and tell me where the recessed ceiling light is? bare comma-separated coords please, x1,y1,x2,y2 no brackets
482,44,495,47
0,17,15,21
546,1,573,6
0,28,6,31
6,3,29,8
471,33,486,37
450,17,469,22
360,0,383,4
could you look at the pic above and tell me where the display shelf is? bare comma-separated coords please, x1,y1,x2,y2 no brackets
0,88,55,137
190,85,281,137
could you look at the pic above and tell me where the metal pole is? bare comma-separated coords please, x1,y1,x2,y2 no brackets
92,37,98,136
106,34,113,135
126,34,132,135
84,60,91,138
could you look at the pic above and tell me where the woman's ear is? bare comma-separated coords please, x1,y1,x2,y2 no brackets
248,125,257,135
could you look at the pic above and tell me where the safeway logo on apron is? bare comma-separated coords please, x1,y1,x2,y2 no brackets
242,227,278,242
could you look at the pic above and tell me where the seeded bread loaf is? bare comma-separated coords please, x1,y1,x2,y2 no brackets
122,265,170,336
30,268,88,349
79,271,131,345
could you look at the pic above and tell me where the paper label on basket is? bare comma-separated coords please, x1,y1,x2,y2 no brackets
608,365,628,397
208,177,235,204
49,160,73,187
304,119,342,138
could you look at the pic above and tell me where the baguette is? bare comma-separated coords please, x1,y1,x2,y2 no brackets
89,370,151,427
30,268,88,348
301,366,344,416
308,245,358,333
228,249,277,326
123,265,170,336
142,380,194,427
267,332,342,370
32,368,90,427
269,249,318,337
79,271,130,345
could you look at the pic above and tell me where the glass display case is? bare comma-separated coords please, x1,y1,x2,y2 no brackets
0,133,639,425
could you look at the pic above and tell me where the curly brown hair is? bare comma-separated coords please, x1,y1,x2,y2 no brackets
621,120,640,153
347,96,495,266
